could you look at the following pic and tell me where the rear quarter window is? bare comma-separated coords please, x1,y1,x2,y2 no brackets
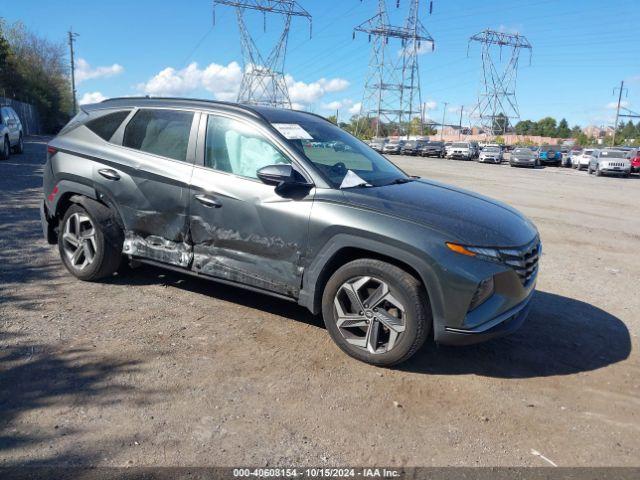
123,109,194,162
85,110,132,141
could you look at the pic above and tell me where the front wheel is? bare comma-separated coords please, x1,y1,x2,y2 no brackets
14,134,24,154
58,203,123,281
0,136,9,160
321,259,431,367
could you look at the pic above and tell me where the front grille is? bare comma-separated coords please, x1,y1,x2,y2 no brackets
606,162,625,167
500,239,540,285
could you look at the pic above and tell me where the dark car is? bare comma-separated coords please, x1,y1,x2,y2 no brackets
41,97,540,367
537,146,561,166
400,140,427,156
419,141,445,158
510,148,538,168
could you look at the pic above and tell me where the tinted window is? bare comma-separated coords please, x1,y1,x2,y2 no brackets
205,116,290,179
123,109,194,161
85,110,131,141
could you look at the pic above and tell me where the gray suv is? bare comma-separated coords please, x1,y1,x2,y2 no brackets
41,98,540,366
0,105,25,159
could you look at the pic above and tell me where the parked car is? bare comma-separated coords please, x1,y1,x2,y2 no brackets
630,150,640,175
469,141,481,159
478,146,503,164
562,148,580,167
510,148,538,168
369,138,387,153
400,140,427,156
446,142,473,160
419,141,445,158
587,149,631,177
0,105,25,159
40,97,540,367
536,145,561,166
571,148,596,170
382,140,405,155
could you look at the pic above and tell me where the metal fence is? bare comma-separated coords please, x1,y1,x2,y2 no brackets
0,97,41,135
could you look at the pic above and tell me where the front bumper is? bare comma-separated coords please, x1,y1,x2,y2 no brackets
437,288,534,346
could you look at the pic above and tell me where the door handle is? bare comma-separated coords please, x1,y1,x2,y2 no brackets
98,168,121,181
194,194,222,208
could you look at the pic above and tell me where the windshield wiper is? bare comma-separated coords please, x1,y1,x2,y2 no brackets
342,182,373,189
386,177,414,185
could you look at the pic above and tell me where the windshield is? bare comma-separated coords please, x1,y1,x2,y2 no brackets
514,148,533,156
277,118,408,188
484,147,500,152
600,150,626,158
452,142,469,148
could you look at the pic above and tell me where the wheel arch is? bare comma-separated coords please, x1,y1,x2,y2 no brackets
299,235,442,320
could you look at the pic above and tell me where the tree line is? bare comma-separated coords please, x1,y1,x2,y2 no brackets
0,20,72,133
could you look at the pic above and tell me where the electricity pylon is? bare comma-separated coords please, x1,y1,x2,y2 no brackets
213,1,311,108
468,29,532,137
354,0,434,137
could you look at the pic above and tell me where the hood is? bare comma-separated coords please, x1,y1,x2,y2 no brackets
341,178,537,247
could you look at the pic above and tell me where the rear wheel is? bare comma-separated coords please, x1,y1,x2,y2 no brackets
322,259,430,367
0,136,9,160
58,203,123,281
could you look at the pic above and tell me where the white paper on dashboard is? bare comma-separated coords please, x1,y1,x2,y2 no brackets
340,170,371,189
272,123,313,140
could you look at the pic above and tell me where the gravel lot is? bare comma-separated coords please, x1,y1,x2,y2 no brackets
1,138,638,467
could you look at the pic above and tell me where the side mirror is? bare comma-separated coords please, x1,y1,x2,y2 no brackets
257,164,313,195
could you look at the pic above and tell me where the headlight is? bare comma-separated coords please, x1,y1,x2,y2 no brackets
446,242,501,262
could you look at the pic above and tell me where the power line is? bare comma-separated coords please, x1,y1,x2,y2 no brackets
213,1,312,108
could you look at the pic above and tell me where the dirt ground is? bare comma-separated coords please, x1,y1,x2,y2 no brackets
1,138,638,468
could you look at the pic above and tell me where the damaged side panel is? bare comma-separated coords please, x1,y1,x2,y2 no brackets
188,166,314,298
123,232,192,268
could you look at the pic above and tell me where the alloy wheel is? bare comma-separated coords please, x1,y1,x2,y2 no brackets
62,212,98,270
333,276,406,354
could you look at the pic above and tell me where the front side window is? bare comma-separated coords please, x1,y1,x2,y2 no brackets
205,116,290,179
85,110,131,141
272,117,407,188
123,109,194,162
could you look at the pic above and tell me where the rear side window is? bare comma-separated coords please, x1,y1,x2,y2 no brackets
85,110,131,141
123,109,194,162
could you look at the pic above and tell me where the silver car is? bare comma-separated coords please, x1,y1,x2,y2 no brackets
0,105,25,159
478,146,503,164
588,149,631,178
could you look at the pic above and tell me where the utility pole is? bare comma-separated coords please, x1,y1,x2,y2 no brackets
468,29,532,139
458,105,463,139
354,0,435,138
611,80,626,147
68,29,79,114
213,1,311,109
440,101,448,141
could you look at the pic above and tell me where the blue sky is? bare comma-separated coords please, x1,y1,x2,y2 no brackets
5,0,639,127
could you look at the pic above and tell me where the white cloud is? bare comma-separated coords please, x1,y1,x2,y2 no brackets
76,58,124,84
348,102,362,115
424,100,437,111
606,100,629,109
138,62,347,107
79,91,107,105
320,99,362,116
286,75,350,105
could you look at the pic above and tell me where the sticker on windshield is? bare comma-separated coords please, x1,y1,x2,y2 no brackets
340,170,371,189
272,123,313,140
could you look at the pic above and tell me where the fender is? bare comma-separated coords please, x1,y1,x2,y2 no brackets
50,178,99,216
298,233,446,328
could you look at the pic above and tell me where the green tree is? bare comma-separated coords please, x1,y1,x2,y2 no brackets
536,117,557,137
0,20,72,132
556,118,571,138
326,114,338,125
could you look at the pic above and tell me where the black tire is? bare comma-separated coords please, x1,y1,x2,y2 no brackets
595,165,602,177
58,202,123,281
321,258,431,367
0,135,9,160
14,134,24,154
